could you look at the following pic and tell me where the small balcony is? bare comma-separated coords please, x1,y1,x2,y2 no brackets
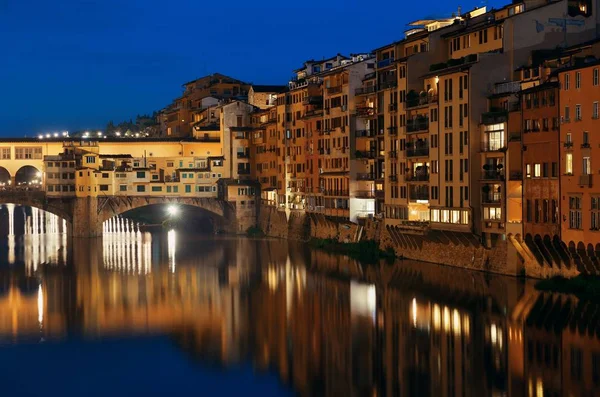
406,117,429,133
405,172,429,182
481,110,508,125
355,150,376,159
388,126,398,135
388,175,398,182
327,86,343,95
237,151,250,159
356,173,376,181
406,144,429,158
355,86,377,96
354,190,376,199
564,141,574,149
481,170,504,180
303,95,323,105
409,187,429,201
388,150,398,159
389,103,398,112
356,130,376,138
405,95,438,109
378,80,397,90
580,174,593,187
482,191,502,204
377,58,395,69
355,106,377,118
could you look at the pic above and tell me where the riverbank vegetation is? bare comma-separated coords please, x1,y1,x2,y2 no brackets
309,238,396,264
536,275,600,301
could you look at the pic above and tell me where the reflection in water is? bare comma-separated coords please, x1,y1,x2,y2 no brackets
0,218,600,396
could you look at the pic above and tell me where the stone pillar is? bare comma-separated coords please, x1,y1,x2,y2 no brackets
71,197,102,238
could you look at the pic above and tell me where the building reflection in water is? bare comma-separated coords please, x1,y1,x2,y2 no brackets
0,222,600,395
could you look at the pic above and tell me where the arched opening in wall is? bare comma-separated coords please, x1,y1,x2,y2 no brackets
104,203,223,235
0,167,10,188
14,166,42,190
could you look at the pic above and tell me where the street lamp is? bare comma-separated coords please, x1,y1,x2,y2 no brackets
167,205,179,216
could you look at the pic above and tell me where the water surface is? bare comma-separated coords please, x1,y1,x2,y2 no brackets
0,205,597,397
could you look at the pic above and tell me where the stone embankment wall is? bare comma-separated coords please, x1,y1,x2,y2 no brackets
257,205,583,279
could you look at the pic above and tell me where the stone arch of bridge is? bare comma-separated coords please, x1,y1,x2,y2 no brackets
97,196,235,225
0,193,72,224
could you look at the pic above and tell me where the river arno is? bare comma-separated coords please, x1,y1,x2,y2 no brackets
0,211,597,396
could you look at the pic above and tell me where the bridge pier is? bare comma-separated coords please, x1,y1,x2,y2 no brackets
72,197,102,238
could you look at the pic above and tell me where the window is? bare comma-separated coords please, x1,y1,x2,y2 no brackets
566,153,573,174
15,147,42,160
136,185,146,192
0,148,10,160
594,68,599,86
85,156,95,164
533,163,541,178
565,106,570,121
99,185,109,191
484,207,502,221
552,162,558,177
185,185,192,193
594,102,599,119
152,186,162,192
119,185,127,192
136,171,145,178
526,164,531,178
583,156,592,175
565,73,570,90
575,104,582,121
592,197,600,230
576,71,581,89
569,196,582,229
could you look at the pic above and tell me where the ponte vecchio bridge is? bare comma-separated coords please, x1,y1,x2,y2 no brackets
0,138,258,237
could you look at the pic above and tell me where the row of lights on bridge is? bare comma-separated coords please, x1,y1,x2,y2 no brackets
37,131,146,140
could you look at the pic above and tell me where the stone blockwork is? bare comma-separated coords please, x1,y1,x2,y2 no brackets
260,207,582,279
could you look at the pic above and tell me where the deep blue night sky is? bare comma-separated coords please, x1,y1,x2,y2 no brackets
0,0,503,136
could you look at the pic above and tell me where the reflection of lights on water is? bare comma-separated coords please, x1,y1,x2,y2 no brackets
37,284,44,329
168,230,176,273
443,306,450,332
452,309,461,335
433,304,441,331
412,298,417,328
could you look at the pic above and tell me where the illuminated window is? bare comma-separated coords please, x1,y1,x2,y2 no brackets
534,163,541,177
566,153,573,174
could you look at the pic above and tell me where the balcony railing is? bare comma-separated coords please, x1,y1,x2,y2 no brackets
388,175,398,182
409,188,429,201
377,58,395,68
327,86,343,95
238,169,251,175
356,173,376,181
355,106,377,118
564,141,574,148
355,86,377,96
378,80,397,90
322,189,349,197
237,152,250,159
482,192,502,203
354,190,376,198
406,118,429,133
482,170,504,180
389,103,398,112
406,172,430,182
355,150,376,159
356,130,376,138
406,147,429,158
406,95,438,109
580,174,593,187
494,81,521,95
481,111,508,125
388,126,398,135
